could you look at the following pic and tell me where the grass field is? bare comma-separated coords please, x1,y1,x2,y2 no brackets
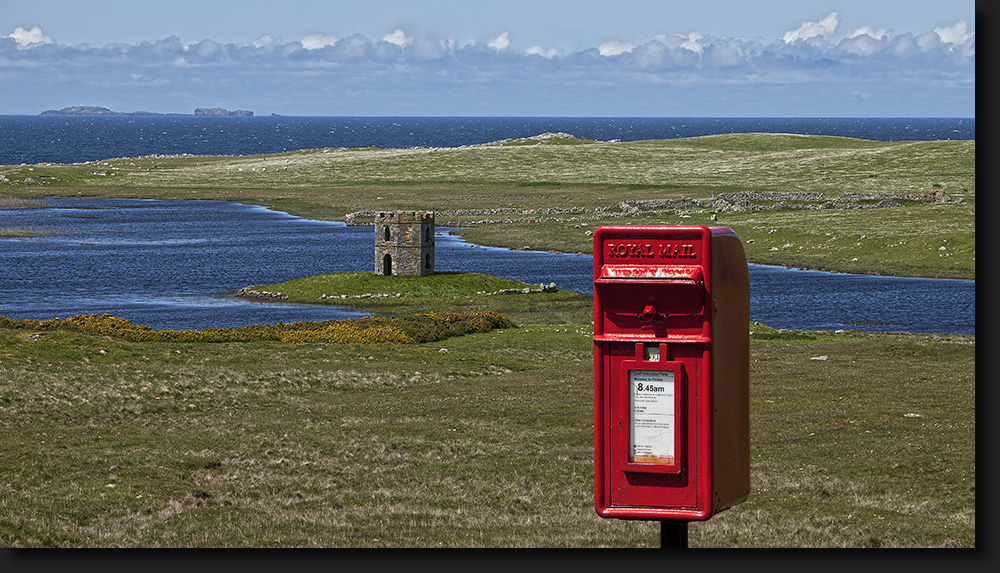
0,273,976,548
0,133,975,547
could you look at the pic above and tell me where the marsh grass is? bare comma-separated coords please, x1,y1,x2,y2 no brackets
0,228,59,238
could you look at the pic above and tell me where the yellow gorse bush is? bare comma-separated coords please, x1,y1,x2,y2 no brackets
0,311,514,344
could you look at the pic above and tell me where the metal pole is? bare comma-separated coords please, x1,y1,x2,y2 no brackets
660,520,688,548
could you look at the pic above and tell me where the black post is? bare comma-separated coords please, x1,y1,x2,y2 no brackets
660,520,688,548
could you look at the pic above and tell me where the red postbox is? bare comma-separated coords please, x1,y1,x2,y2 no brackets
593,225,749,521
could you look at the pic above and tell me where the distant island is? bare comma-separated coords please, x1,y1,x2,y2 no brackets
38,106,253,117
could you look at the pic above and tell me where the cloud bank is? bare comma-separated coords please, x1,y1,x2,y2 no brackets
0,12,974,116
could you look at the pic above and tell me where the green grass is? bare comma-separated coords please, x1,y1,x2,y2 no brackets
246,271,593,325
253,270,543,300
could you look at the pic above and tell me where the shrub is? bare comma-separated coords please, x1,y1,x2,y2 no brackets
0,311,516,344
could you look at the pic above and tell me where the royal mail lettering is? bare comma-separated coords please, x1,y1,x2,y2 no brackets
658,243,697,258
606,242,698,259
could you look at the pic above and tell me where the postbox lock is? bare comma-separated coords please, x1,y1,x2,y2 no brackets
639,303,660,324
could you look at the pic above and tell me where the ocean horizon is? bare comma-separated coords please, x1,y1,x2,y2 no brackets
0,116,975,166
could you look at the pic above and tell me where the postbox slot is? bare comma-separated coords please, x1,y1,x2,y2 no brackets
594,280,705,320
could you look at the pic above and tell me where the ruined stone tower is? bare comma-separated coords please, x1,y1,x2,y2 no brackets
374,211,435,276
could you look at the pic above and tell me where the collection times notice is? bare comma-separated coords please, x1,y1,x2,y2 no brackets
629,370,676,464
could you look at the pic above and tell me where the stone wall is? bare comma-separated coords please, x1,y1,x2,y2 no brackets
345,190,954,240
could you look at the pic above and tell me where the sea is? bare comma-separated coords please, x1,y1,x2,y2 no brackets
0,116,975,166
0,116,975,334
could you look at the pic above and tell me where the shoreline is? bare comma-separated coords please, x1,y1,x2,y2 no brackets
2,194,975,283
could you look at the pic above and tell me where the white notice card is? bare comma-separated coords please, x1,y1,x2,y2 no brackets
629,369,676,464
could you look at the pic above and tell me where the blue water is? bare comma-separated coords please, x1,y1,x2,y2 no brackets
0,116,975,166
0,198,974,334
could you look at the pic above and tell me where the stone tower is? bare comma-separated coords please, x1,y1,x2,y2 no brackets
374,211,435,276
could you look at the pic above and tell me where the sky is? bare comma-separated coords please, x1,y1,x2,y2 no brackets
0,0,976,117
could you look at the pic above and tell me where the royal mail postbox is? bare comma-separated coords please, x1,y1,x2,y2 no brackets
593,225,749,521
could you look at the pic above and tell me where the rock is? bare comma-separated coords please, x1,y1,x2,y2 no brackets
235,287,287,301
194,107,253,117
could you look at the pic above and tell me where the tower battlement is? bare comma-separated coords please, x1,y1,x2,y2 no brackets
374,211,435,276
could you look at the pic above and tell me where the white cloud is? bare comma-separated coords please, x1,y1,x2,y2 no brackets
525,45,560,59
847,26,889,41
650,32,678,48
703,41,745,67
301,33,337,50
251,34,282,50
782,12,840,44
488,31,511,52
332,33,373,59
183,39,224,61
840,26,890,56
382,28,412,47
934,21,972,45
598,40,634,56
7,25,53,47
407,37,452,60
0,17,973,117
915,31,943,52
629,40,670,67
648,31,709,54
678,32,705,53
839,34,885,57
